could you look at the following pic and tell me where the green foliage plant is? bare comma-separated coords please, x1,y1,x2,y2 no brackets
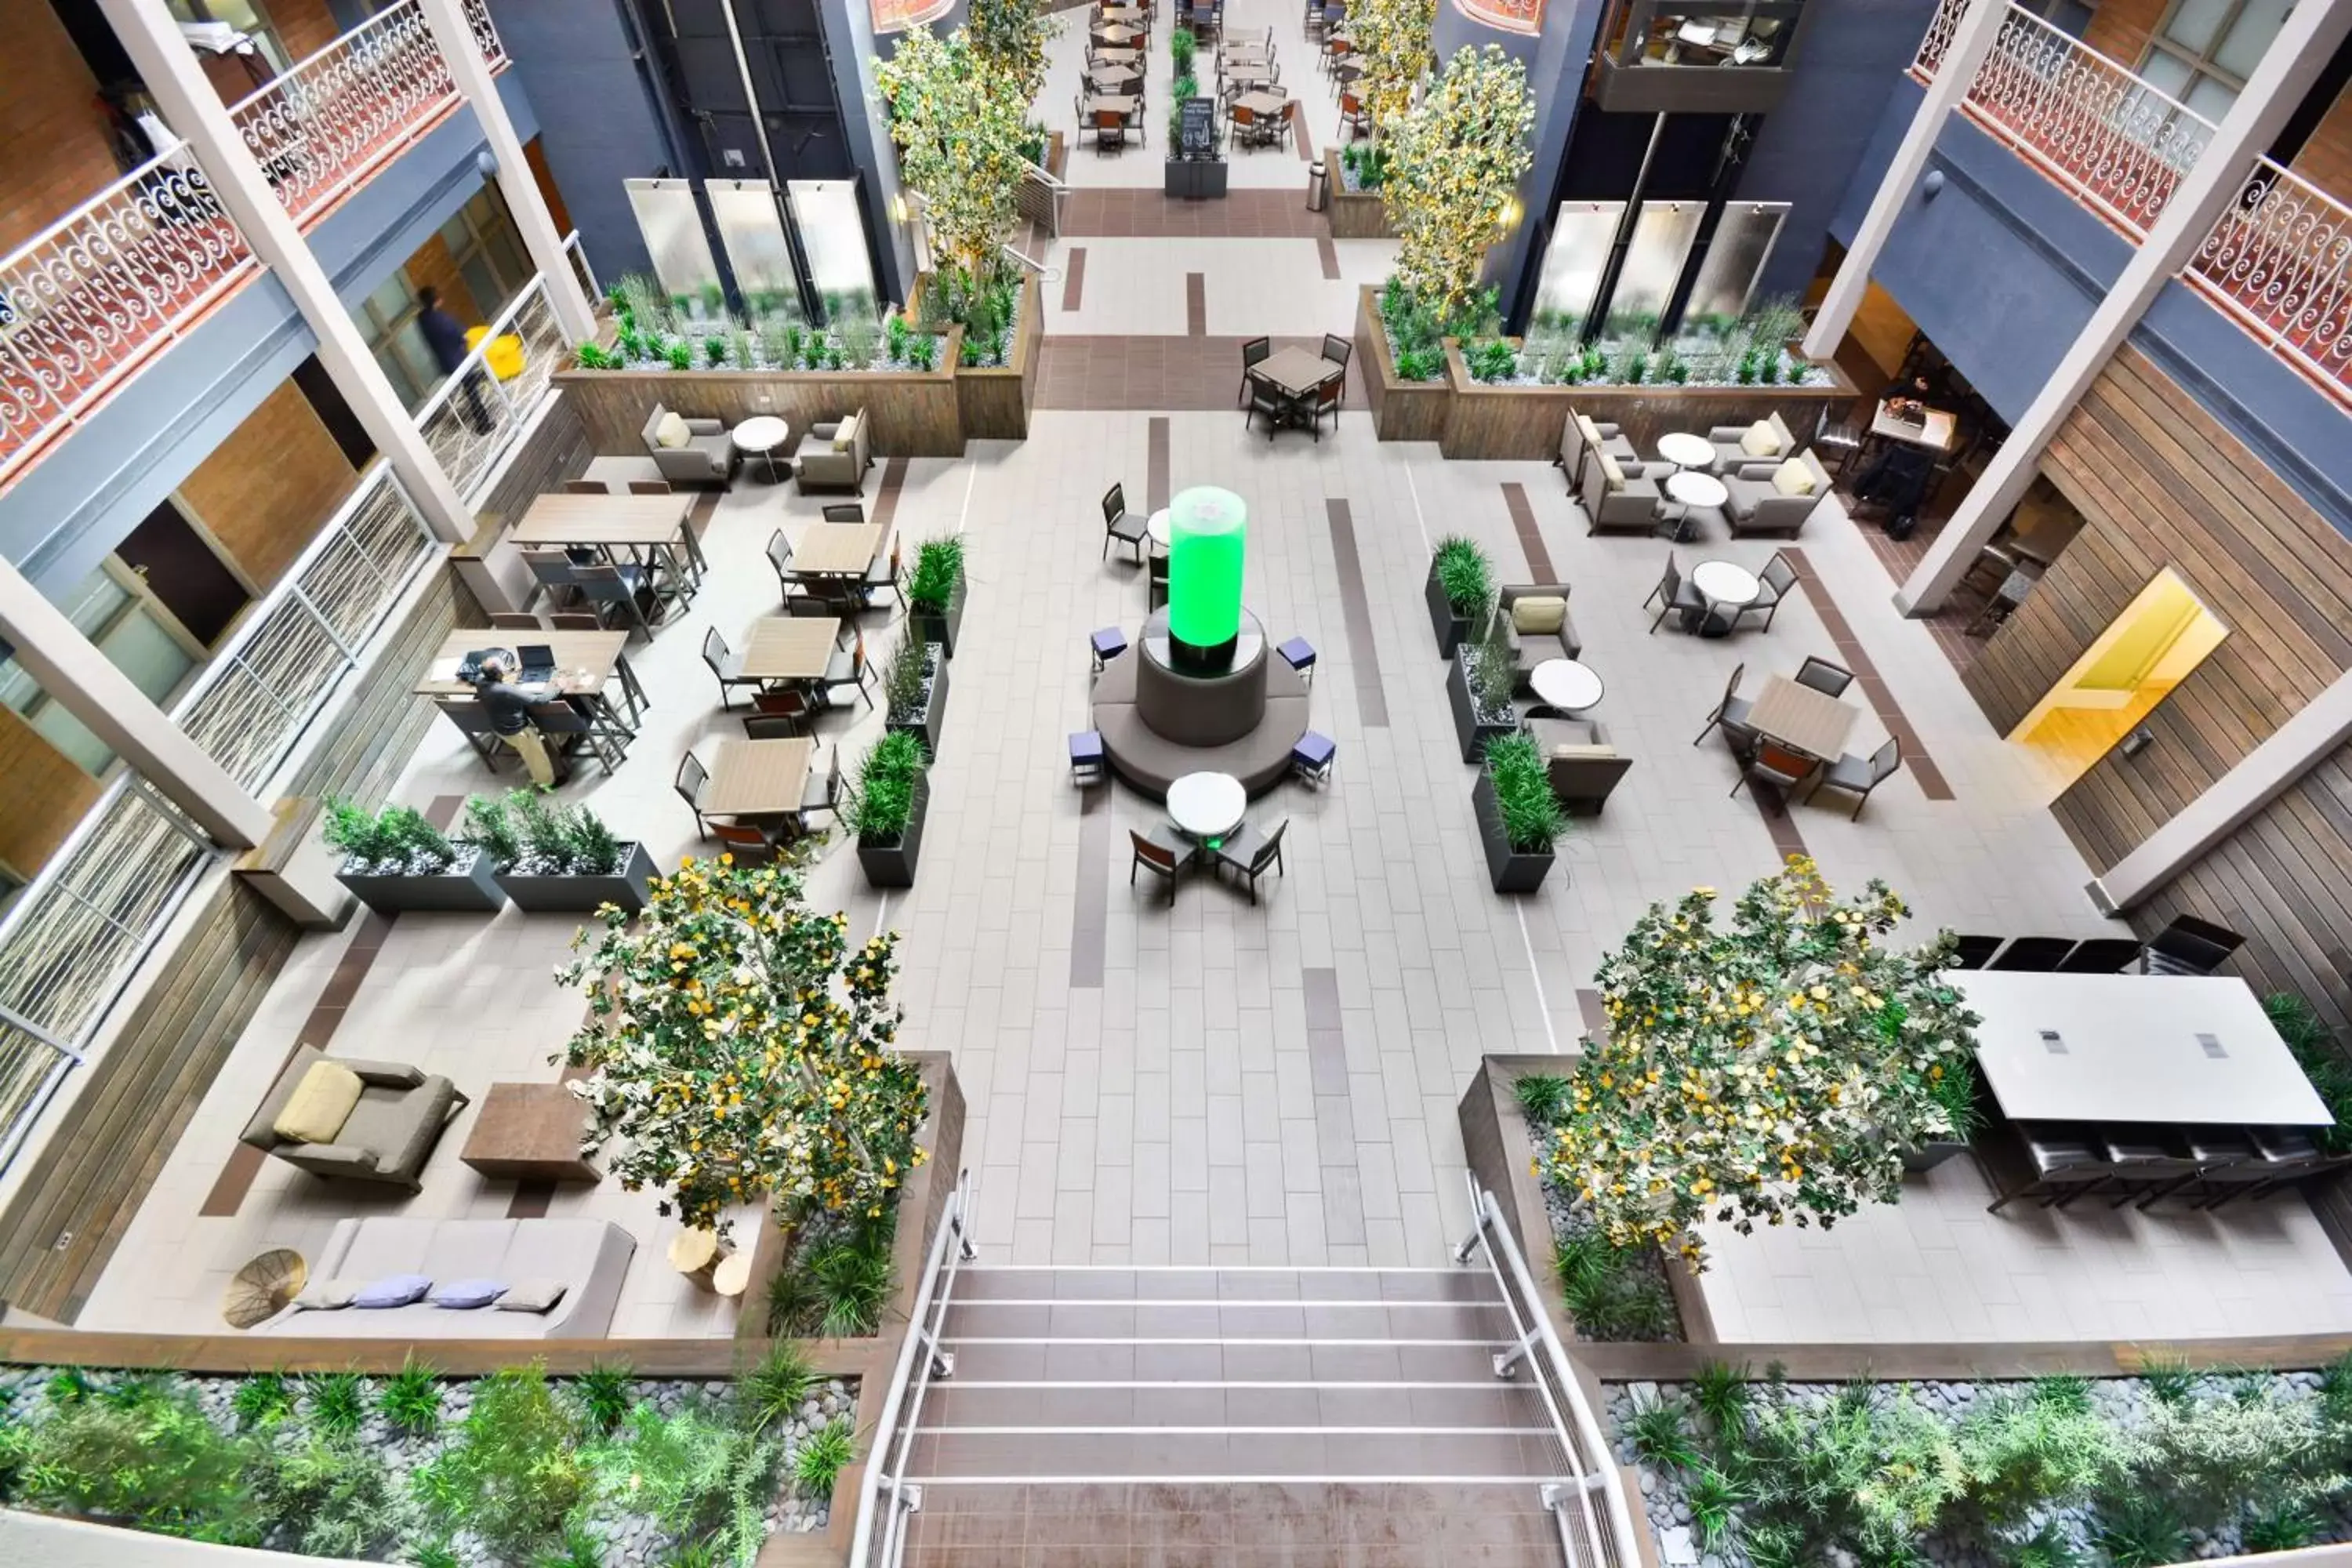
379,1359,444,1438
2003,1521,2087,1567
1431,535,1491,617
1169,23,1196,74
230,1371,295,1430
573,342,619,370
881,634,932,726
666,340,693,372
1689,1363,1750,1436
2138,1387,2341,1523
2267,993,2352,1152
2243,1499,2323,1551
874,29,1032,278
970,0,1059,100
1953,1388,2137,1534
1685,1465,1748,1552
1627,1393,1702,1470
740,1343,817,1436
412,1366,585,1560
704,334,728,366
12,1389,264,1544
1467,338,1519,382
572,1363,635,1434
1514,1073,1570,1123
1553,1230,1675,1340
322,798,456,873
1462,616,1518,723
1393,346,1444,381
536,1516,605,1568
906,535,964,615
2092,1490,2188,1567
303,1372,367,1441
460,793,524,870
844,731,928,844
1482,733,1563,854
795,1417,856,1497
1383,46,1533,319
257,1433,400,1559
811,1221,897,1336
2139,1354,2198,1409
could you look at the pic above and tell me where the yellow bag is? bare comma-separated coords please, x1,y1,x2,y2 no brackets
464,325,526,380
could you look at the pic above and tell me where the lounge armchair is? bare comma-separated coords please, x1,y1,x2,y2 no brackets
793,408,873,494
1526,717,1633,816
1579,446,1669,535
1491,584,1584,692
1559,411,1639,493
1720,449,1831,536
238,1044,467,1192
1705,409,1797,474
641,405,735,488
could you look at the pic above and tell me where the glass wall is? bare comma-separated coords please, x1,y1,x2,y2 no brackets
355,186,535,408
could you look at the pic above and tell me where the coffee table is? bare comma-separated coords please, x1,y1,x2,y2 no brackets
1664,470,1728,542
461,1081,601,1183
731,415,791,484
1167,771,1247,844
1657,430,1715,470
1689,559,1761,637
1530,658,1604,714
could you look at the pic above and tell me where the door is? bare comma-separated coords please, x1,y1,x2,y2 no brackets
114,499,252,648
2010,568,2228,789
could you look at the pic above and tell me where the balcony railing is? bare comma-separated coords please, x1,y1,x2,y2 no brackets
561,230,601,304
2189,158,2352,403
870,0,956,34
415,269,571,498
0,148,258,488
463,0,510,67
1453,0,1547,33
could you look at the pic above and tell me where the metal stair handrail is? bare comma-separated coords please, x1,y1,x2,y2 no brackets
848,1168,975,1568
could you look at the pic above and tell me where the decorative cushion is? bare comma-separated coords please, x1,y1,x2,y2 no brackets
1510,595,1568,635
1740,419,1783,458
1550,744,1618,758
292,1278,359,1312
1597,449,1626,488
271,1060,363,1145
495,1279,568,1314
1771,456,1818,497
430,1278,508,1310
831,413,860,452
653,411,691,449
1575,412,1603,451
350,1274,433,1309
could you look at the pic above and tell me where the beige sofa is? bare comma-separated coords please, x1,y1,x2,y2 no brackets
238,1045,466,1192
1579,445,1670,535
1705,409,1798,474
1527,716,1634,816
258,1218,636,1338
1722,448,1831,535
642,404,735,487
793,408,873,493
1492,584,1584,692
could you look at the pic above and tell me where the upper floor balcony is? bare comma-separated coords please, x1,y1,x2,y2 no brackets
1911,0,2352,408
1590,0,1806,114
0,0,511,492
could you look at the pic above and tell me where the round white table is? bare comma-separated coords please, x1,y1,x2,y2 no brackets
1689,559,1760,637
1657,430,1716,470
1664,469,1729,543
1148,508,1172,550
1529,658,1604,714
1167,771,1247,844
731,415,791,483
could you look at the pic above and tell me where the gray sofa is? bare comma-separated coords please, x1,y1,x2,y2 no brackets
1492,583,1584,692
1527,716,1634,816
238,1045,466,1192
1705,409,1798,474
1721,448,1831,536
257,1218,636,1338
793,408,873,494
1579,445,1671,535
642,404,735,487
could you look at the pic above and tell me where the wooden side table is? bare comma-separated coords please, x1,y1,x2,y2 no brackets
460,1082,601,1184
670,1228,736,1292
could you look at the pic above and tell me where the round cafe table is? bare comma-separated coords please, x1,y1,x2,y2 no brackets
1657,430,1715,470
1529,658,1604,715
1688,559,1760,637
1167,771,1247,844
1663,469,1728,543
1149,508,1173,550
731,415,791,484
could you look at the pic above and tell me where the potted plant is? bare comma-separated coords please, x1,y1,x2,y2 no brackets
1163,27,1228,198
904,535,966,659
881,630,951,758
1905,1053,1987,1173
1471,734,1561,894
843,731,931,889
1446,615,1519,763
462,789,658,914
1426,535,1491,658
321,797,505,914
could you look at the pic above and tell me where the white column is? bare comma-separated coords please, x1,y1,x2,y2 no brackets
415,0,598,342
1801,0,2013,363
0,562,272,849
94,0,477,545
1897,0,2352,615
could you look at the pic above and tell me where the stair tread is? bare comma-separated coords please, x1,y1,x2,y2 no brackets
903,1428,1568,1481
951,1266,1504,1305
943,1340,1517,1383
921,1383,1546,1428
941,1298,1513,1341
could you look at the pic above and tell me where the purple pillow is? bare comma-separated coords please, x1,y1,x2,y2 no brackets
430,1278,507,1310
350,1273,432,1308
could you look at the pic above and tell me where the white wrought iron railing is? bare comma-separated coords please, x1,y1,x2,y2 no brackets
561,230,600,305
871,0,956,34
0,147,258,488
227,0,464,227
1453,0,1547,34
1909,0,1967,82
2188,157,2352,405
1456,1178,1641,1568
849,1170,975,1568
414,272,570,499
462,0,510,67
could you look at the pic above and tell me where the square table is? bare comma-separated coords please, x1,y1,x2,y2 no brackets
1088,64,1141,90
739,615,843,682
509,491,691,549
460,1081,600,1183
1746,673,1857,760
1098,5,1145,21
1870,399,1958,452
413,630,630,699
1950,971,2335,1128
1086,94,1140,119
1236,89,1289,120
704,736,817,817
1221,42,1272,66
791,521,884,577
1253,346,1341,400
1092,45,1142,64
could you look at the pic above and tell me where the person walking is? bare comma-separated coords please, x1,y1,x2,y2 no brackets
470,653,561,786
416,285,493,434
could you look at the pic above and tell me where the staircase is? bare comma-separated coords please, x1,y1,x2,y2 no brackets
851,1179,1635,1568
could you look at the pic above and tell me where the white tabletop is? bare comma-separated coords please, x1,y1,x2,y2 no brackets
1657,431,1716,470
1950,971,2335,1128
1149,508,1172,546
1529,658,1603,713
1167,771,1247,840
731,415,789,453
1667,470,1730,509
1690,560,1761,606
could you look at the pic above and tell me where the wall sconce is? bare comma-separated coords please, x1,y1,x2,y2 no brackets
891,193,909,225
1922,169,1946,201
1496,196,1523,234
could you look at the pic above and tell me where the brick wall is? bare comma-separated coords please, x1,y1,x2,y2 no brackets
267,0,343,63
0,706,100,881
2081,0,2167,70
176,379,361,591
0,0,128,257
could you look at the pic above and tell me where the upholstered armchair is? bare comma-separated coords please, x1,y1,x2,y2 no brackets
1722,448,1832,536
1526,717,1634,816
1559,410,1640,493
1492,584,1584,691
793,408,873,494
238,1045,467,1192
1579,446,1668,535
641,405,735,486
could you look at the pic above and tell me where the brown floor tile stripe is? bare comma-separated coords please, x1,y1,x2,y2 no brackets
1146,417,1171,512
1184,271,1207,336
1781,548,1955,800
1039,335,1368,411
1294,106,1316,163
1301,968,1367,1247
1752,777,1813,862
1316,235,1340,281
1324,499,1388,728
1575,988,1610,1048
200,795,465,1218
1059,187,1332,238
1501,482,1552,583
1060,245,1087,312
1071,785,1111,988
870,456,909,532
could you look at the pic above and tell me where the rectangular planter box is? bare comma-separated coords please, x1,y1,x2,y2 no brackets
336,848,506,915
1442,339,1584,463
857,775,929,888
887,644,951,757
1447,652,1518,764
1473,773,1555,895
1425,561,1474,659
1324,149,1394,239
953,274,1044,441
495,841,658,914
1165,158,1229,198
909,577,965,659
1356,285,1450,444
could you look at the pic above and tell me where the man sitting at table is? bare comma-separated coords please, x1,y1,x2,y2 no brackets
470,653,560,787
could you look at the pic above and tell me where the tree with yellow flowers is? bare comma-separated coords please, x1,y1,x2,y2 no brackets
874,27,1033,279
967,0,1059,104
559,855,928,1237
1539,858,1978,1271
1381,44,1534,321
1349,0,1435,135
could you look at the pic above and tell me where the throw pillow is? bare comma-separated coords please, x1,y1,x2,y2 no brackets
830,413,860,452
292,1277,359,1312
495,1279,569,1314
1574,413,1603,452
654,411,691,449
1740,419,1782,458
1551,744,1617,758
1597,449,1626,488
1766,410,1795,451
271,1059,363,1145
430,1279,508,1310
1511,595,1567,635
350,1274,433,1309
1771,456,1818,497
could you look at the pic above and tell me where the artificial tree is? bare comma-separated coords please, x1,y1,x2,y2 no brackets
1540,858,1979,1269
559,857,930,1236
874,27,1033,279
1382,45,1534,322
1350,0,1435,135
966,0,1058,103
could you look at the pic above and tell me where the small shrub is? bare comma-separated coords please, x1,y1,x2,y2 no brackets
795,1417,856,1496
811,1225,897,1336
535,1516,605,1568
44,1367,96,1407
1553,1231,1674,1340
1431,535,1491,618
1468,339,1519,383
666,340,693,372
740,1342,817,1436
2242,1498,2322,1551
1626,1393,1701,1470
379,1359,444,1438
573,342,618,369
2092,1490,2188,1567
572,1362,634,1434
302,1371,368,1441
2139,1388,2330,1522
413,1366,586,1559
230,1371,296,1430
1685,1465,1748,1552
1483,734,1564,855
1954,1391,2136,1531
2139,1353,2198,1409
843,731,928,844
322,799,456,873
256,1434,400,1559
1689,1363,1750,1436
2002,1522,2087,1568
2320,1348,2352,1425
459,793,524,870
906,535,964,615
704,334,728,366
1513,1073,1570,1123
13,1392,264,1544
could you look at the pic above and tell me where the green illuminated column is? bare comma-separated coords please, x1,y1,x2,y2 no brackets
1167,485,1247,666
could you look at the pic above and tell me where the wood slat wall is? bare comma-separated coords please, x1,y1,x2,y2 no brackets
290,568,471,808
1962,347,2352,1029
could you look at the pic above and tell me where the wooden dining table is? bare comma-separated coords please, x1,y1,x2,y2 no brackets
1253,346,1341,401
1745,673,1858,761
509,491,692,550
791,521,884,579
738,615,842,683
1087,64,1141,91
1235,89,1290,119
1093,22,1142,45
413,630,630,699
703,737,817,818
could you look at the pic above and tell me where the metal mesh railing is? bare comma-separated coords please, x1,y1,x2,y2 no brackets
416,275,568,499
2188,156,2352,405
851,1171,976,1568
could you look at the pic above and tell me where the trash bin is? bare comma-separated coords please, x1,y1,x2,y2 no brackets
1306,158,1329,212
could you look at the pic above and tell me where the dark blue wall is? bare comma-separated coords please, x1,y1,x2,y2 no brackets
1484,0,1611,313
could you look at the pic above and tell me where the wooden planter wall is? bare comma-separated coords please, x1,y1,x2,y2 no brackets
1324,150,1395,240
953,274,1047,441
1353,285,1450,444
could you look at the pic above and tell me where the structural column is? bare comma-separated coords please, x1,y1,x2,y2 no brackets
93,0,477,545
1894,0,2352,615
416,0,599,343
0,562,272,849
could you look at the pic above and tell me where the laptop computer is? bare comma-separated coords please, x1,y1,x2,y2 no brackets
517,643,557,681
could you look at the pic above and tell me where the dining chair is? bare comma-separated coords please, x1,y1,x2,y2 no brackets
766,529,796,600
490,612,544,630
1244,378,1294,439
1811,736,1902,819
1307,376,1341,439
550,612,603,631
2053,937,2147,975
2248,1127,2328,1198
707,819,784,862
1730,740,1819,802
2140,914,2245,975
2099,1136,2203,1208
1644,552,1707,633
1987,935,2076,971
1130,826,1196,903
1214,819,1288,905
521,549,581,612
1094,107,1128,153
563,479,610,495
1238,337,1272,405
800,746,845,824
751,688,815,731
863,534,903,609
822,628,873,710
1338,89,1370,140
1948,935,2006,970
676,752,712,837
822,503,866,524
1734,552,1799,633
1691,662,1757,751
702,628,760,709
525,700,612,776
1148,551,1170,612
571,562,655,639
436,699,507,771
1986,1127,2113,1212
629,480,673,496
2151,1134,2270,1210
1102,483,1149,561
1794,655,1854,697
1319,333,1352,376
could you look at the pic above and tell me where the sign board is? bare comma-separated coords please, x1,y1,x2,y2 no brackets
1178,98,1217,161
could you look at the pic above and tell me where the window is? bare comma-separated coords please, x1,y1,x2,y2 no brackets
2140,0,2292,122
165,0,292,73
441,187,533,327
0,565,201,778
354,187,534,408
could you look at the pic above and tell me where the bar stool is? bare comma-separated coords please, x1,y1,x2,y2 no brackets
1069,730,1107,786
1276,637,1317,685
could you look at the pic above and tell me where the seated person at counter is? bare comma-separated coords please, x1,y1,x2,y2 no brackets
471,653,560,787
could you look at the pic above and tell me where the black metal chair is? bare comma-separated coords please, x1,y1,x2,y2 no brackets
1238,336,1272,405
1645,552,1708,633
676,753,712,837
2154,1134,2274,1210
527,700,619,776
1244,377,1297,438
572,562,655,639
702,628,760,709
1733,552,1799,633
2054,937,2147,975
1319,332,1352,404
1811,737,1902,820
822,628,874,710
1986,1126,2114,1213
436,699,507,771
2099,1135,2203,1209
708,819,786,864
822,503,866,523
1949,935,2006,971
1130,826,1196,903
1148,552,1170,612
1794,655,1854,697
1987,936,2077,972
799,746,845,826
1213,819,1288,905
490,612,544,630
2140,915,2245,976
1731,740,1820,804
766,530,796,601
1102,483,1149,561
1692,662,1757,752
